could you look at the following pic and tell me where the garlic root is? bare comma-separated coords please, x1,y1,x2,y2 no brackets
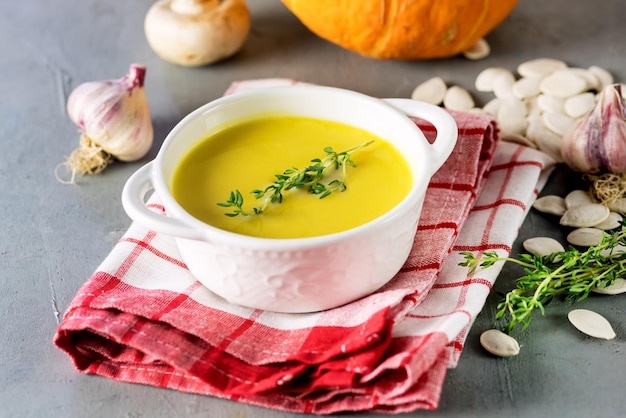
55,135,115,184
144,0,251,67
586,172,626,206
58,64,153,184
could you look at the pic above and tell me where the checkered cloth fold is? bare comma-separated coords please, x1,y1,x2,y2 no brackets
54,79,556,414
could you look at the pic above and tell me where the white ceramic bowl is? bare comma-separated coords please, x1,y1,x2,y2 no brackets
122,85,457,313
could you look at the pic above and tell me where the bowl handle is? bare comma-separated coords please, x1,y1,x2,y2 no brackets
382,98,458,174
121,162,207,241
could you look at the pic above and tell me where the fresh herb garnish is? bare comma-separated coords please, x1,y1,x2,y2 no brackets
460,222,626,333
217,140,374,217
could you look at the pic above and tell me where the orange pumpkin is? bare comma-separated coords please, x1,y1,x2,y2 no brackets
280,0,519,59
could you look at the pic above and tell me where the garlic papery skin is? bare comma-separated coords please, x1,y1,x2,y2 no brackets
144,0,250,67
561,84,626,174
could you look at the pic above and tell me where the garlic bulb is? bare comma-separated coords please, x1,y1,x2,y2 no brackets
561,84,626,173
59,64,153,183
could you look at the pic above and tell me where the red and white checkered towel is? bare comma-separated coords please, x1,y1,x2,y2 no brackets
54,79,556,414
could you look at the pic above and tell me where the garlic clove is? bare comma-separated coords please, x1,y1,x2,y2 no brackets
561,84,626,174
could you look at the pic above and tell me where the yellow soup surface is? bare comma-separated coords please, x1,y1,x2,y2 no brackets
171,116,413,239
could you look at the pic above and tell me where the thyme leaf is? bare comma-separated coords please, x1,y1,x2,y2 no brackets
218,140,374,217
460,221,626,333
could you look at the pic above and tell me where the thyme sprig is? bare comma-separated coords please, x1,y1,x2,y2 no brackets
217,140,374,217
460,222,626,333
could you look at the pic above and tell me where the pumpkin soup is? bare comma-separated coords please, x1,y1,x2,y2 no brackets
171,116,412,238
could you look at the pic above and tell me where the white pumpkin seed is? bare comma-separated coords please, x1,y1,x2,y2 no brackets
512,76,542,99
536,94,565,114
588,65,614,89
567,309,616,340
593,278,626,295
566,227,604,247
443,86,475,111
463,37,490,60
564,189,594,208
493,72,516,99
523,237,566,256
542,111,575,136
517,58,568,78
566,67,600,91
533,195,567,216
480,329,520,357
526,97,542,118
593,211,623,230
497,97,528,136
561,204,610,227
411,77,447,105
526,114,564,162
607,197,626,215
539,70,588,98
482,97,502,116
600,244,626,257
475,67,513,92
564,92,596,118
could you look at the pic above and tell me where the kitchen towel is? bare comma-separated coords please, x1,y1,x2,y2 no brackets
54,79,556,414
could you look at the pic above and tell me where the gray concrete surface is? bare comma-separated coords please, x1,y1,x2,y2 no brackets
1,1,625,417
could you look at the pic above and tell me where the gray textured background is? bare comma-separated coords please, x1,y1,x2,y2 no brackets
1,1,625,417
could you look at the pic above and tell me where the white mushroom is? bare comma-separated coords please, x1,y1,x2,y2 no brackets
144,0,251,67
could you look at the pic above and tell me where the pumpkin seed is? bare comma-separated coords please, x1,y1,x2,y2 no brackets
560,203,610,227
493,72,516,99
497,97,527,136
593,211,623,230
566,227,604,247
411,76,447,105
443,85,475,111
592,278,626,295
567,309,616,340
523,236,565,256
599,244,626,257
517,58,567,78
480,329,520,357
475,67,513,92
532,195,567,216
539,70,588,98
564,189,594,208
588,65,614,89
482,97,502,116
567,67,600,91
536,94,565,114
542,111,575,136
512,76,541,99
607,197,626,215
526,115,564,162
564,92,596,118
463,38,490,60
